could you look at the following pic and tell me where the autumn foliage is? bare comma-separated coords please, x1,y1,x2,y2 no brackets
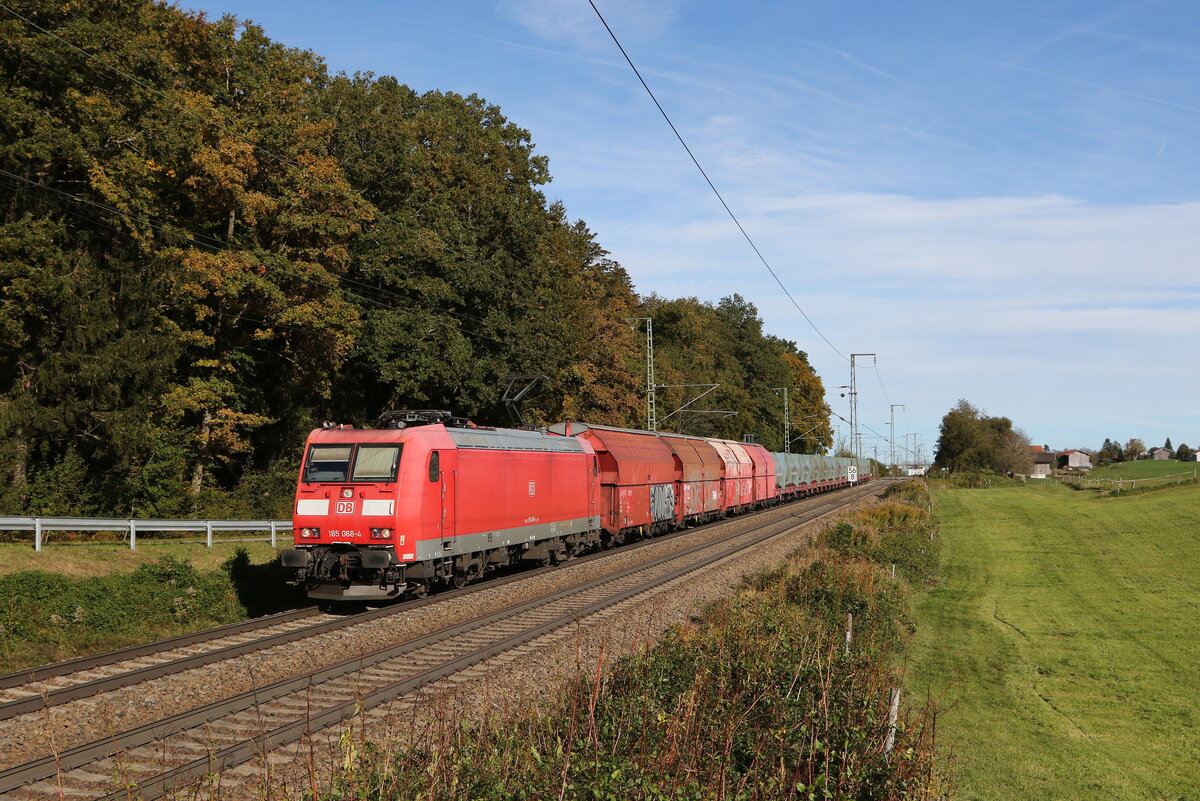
0,1,832,516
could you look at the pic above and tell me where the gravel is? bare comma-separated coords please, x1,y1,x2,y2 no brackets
202,486,886,799
0,486,883,795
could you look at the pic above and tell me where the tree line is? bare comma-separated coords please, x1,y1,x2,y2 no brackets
1095,437,1194,463
933,399,1196,474
931,400,1033,475
0,1,832,517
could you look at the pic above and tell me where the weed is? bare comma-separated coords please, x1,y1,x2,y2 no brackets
0,549,303,672
308,502,948,800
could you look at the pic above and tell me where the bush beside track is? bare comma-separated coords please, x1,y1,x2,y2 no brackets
311,480,947,801
0,550,300,672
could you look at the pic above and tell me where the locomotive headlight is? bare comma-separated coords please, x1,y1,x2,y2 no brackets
370,528,392,539
299,528,320,538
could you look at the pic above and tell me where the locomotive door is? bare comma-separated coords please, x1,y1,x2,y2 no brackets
441,467,456,542
589,454,598,522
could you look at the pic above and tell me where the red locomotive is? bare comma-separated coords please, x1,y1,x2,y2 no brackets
282,410,870,603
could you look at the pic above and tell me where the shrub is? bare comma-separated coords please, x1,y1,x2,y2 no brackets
0,550,298,671
822,502,941,586
313,503,947,800
881,479,930,507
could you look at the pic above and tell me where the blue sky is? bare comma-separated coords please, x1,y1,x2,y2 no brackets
188,0,1200,460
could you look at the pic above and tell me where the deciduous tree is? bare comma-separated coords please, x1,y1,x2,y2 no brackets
933,400,1029,473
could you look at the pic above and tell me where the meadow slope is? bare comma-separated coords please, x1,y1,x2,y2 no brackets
909,484,1200,800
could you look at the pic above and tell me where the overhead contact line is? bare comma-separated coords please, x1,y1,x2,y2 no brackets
587,0,848,364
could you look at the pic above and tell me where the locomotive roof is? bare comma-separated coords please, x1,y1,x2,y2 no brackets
447,425,586,453
548,422,751,447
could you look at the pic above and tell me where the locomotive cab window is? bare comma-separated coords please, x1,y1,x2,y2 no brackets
428,451,440,482
351,444,402,482
304,444,352,483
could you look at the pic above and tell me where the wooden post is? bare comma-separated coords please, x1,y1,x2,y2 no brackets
885,687,900,754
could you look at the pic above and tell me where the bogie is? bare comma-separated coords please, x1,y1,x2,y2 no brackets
285,414,871,603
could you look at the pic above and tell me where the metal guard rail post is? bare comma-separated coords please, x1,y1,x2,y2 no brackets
0,518,293,552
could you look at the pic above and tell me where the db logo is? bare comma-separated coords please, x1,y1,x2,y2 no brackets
528,480,536,496
335,500,355,515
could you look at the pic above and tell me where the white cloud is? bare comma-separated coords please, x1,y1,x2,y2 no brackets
579,187,1200,449
498,0,681,49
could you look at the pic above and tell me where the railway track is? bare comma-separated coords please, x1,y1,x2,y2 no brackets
0,503,768,721
0,484,876,723
0,483,882,800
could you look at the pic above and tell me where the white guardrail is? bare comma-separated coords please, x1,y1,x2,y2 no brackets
0,517,292,552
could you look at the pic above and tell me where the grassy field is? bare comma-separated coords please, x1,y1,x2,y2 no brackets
1084,459,1198,480
0,538,284,578
0,539,300,672
909,482,1200,800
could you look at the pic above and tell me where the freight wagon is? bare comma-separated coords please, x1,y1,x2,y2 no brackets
283,411,870,603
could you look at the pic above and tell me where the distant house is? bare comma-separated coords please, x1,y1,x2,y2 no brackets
1029,445,1055,477
1057,450,1092,470
1149,447,1174,460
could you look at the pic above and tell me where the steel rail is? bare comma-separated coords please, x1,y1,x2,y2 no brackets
0,483,880,799
0,606,318,691
0,484,874,721
114,483,882,801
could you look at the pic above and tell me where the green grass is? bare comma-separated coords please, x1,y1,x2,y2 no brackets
315,498,945,800
0,538,284,578
0,539,295,671
1084,459,1199,480
0,548,303,672
908,483,1200,800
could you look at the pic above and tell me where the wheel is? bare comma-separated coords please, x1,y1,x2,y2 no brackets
451,572,467,589
407,580,429,598
319,601,366,615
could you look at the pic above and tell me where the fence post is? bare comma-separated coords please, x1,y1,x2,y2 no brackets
129,520,137,550
845,612,853,656
270,521,277,548
885,688,900,754
205,521,213,548
34,518,42,553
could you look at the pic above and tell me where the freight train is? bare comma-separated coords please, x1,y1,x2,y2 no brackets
281,410,870,602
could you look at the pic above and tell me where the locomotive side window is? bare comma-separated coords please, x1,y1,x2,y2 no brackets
305,444,352,483
352,445,402,482
429,451,440,482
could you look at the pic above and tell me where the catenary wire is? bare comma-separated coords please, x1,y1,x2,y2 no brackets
587,0,848,364
7,3,877,437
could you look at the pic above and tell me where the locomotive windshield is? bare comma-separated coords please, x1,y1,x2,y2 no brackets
303,443,403,483
351,445,402,481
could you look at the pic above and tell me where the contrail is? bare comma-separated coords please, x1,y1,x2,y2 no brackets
991,60,1200,114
